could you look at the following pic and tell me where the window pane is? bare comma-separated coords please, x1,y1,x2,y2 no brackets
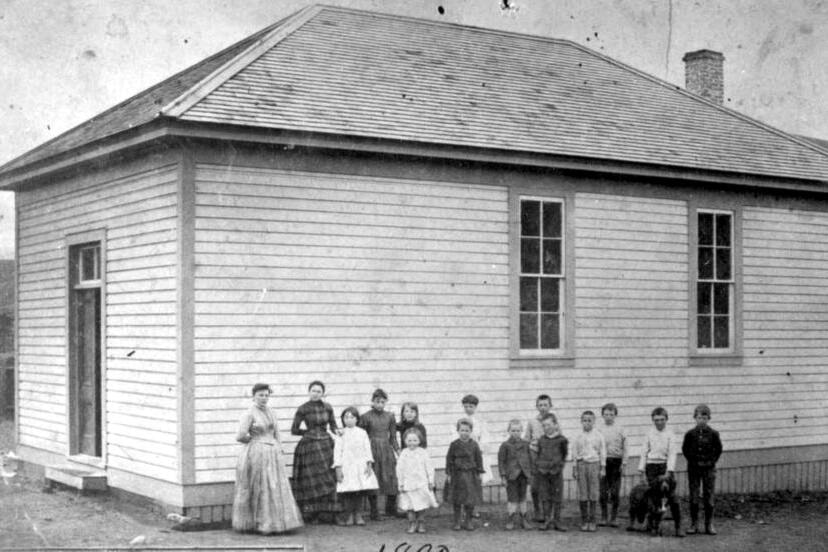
540,314,560,349
521,238,540,273
697,282,712,314
713,315,729,348
540,278,559,312
520,314,538,349
520,277,538,312
715,214,731,246
80,247,98,281
697,316,712,348
713,283,729,314
542,202,562,238
542,239,562,275
521,201,540,236
699,213,714,245
698,247,714,279
716,247,731,280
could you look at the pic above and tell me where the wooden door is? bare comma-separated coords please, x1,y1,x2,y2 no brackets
72,287,101,457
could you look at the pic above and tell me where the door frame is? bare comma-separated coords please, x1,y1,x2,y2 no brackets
65,229,107,467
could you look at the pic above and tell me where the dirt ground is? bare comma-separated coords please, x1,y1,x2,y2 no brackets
2,419,828,552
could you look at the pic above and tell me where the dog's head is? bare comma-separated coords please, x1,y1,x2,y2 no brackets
650,474,676,514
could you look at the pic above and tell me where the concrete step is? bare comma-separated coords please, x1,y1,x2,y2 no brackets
45,463,108,492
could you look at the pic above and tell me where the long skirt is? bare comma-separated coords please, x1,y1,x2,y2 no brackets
232,440,303,534
291,434,339,513
369,438,398,495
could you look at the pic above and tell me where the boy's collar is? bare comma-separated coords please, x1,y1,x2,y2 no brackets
543,430,560,438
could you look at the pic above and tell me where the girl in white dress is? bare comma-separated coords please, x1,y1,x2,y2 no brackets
396,428,438,533
333,406,379,526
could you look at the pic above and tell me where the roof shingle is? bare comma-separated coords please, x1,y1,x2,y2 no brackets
3,5,827,182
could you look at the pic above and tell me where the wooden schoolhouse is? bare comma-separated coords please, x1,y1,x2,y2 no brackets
1,5,827,519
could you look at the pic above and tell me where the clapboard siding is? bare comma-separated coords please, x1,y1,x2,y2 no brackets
572,194,828,452
575,193,689,363
192,164,509,483
741,206,828,450
191,180,828,484
16,159,180,482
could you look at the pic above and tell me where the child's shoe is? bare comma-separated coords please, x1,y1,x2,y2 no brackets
416,520,426,534
704,506,717,535
452,508,462,530
463,518,476,531
369,497,383,521
520,514,534,530
354,513,366,526
387,496,404,519
688,504,699,534
609,504,620,527
505,513,516,530
344,513,355,526
551,505,566,531
406,521,417,534
580,522,589,532
588,501,598,531
705,522,716,535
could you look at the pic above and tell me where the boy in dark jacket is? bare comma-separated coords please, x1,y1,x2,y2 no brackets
533,413,568,531
497,419,534,530
682,404,723,535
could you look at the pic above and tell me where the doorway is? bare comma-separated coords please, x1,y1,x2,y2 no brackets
68,243,102,458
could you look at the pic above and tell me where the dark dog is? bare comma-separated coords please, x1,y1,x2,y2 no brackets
627,475,681,536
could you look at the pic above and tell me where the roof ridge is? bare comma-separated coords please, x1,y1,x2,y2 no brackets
315,3,574,44
162,5,323,117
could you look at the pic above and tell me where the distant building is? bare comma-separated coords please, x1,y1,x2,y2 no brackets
0,259,14,419
0,6,826,519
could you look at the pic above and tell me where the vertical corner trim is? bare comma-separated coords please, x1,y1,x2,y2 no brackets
177,147,196,485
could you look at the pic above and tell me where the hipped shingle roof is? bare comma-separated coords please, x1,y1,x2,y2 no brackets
3,5,827,182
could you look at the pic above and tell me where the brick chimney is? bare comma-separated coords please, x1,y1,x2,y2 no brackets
682,49,724,105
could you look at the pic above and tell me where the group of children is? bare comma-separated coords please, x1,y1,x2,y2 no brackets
495,396,723,537
232,382,723,537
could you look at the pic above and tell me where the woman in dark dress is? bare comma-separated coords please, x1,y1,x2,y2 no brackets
291,380,339,522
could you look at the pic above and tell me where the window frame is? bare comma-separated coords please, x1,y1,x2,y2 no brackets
75,244,102,287
689,205,742,365
509,190,575,369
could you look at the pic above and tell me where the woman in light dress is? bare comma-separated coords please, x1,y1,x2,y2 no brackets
232,383,303,534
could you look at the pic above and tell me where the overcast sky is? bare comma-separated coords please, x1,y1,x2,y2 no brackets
0,0,826,259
